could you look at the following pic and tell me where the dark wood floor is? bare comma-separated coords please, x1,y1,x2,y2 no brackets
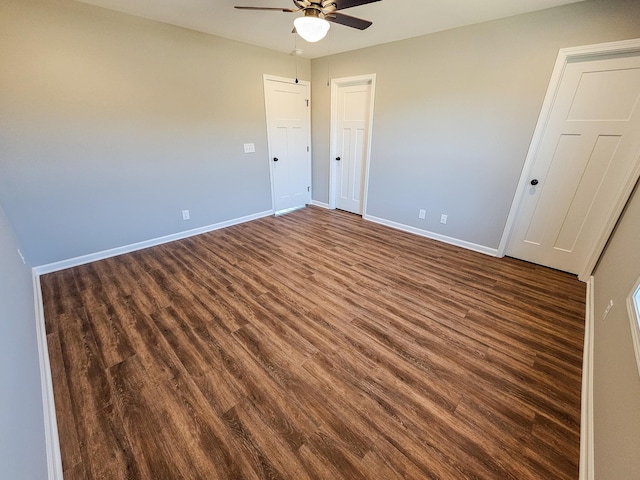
41,206,585,480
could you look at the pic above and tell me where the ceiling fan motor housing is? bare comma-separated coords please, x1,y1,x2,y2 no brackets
235,0,378,34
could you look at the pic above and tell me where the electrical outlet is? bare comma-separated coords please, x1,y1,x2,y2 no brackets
182,209,190,221
418,209,426,219
440,214,448,224
603,299,614,320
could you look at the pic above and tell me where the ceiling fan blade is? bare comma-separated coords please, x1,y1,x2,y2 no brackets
234,6,297,12
331,0,381,11
326,12,372,30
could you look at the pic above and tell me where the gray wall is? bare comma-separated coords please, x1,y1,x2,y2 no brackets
0,202,47,479
0,0,310,267
592,182,640,479
310,0,640,250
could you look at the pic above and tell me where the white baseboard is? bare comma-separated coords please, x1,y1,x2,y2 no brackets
364,214,498,257
580,276,595,480
310,200,331,209
33,273,63,480
33,209,273,275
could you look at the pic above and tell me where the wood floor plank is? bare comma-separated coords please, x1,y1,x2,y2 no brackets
75,275,136,369
43,206,585,479
367,435,443,480
46,331,83,474
41,268,83,334
106,356,192,479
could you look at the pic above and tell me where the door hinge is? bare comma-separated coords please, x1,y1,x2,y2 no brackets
307,146,310,152
306,99,309,107
308,186,310,192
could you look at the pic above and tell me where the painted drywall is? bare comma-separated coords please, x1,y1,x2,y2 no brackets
0,0,310,267
592,182,640,478
311,0,640,250
0,203,47,479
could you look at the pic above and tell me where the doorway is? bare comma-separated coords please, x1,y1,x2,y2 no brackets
329,74,376,215
501,39,640,281
264,75,311,214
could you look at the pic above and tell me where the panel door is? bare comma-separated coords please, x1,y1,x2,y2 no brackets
335,83,372,215
264,78,310,213
507,52,640,274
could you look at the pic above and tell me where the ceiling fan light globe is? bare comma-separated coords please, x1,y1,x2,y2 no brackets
293,16,330,42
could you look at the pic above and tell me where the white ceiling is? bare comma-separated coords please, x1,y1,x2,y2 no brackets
75,0,585,58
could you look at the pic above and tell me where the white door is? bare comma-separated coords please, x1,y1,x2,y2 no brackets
331,77,375,215
507,47,640,277
264,76,311,213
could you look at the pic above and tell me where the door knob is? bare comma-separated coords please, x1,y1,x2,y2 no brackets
273,157,279,162
336,157,341,161
530,179,539,186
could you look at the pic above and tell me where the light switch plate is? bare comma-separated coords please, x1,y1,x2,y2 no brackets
243,143,255,154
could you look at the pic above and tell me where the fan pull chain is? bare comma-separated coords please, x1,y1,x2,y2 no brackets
294,35,299,83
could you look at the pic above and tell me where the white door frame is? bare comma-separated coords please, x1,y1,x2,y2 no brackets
498,38,640,281
329,74,376,213
263,74,312,213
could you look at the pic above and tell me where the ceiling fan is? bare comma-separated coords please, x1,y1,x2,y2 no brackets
235,0,381,43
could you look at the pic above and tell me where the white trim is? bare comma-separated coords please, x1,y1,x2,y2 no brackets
329,74,376,213
364,214,498,257
34,209,273,275
310,199,331,209
627,275,640,377
263,74,312,213
580,145,640,281
580,276,595,480
499,38,640,281
33,272,64,480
